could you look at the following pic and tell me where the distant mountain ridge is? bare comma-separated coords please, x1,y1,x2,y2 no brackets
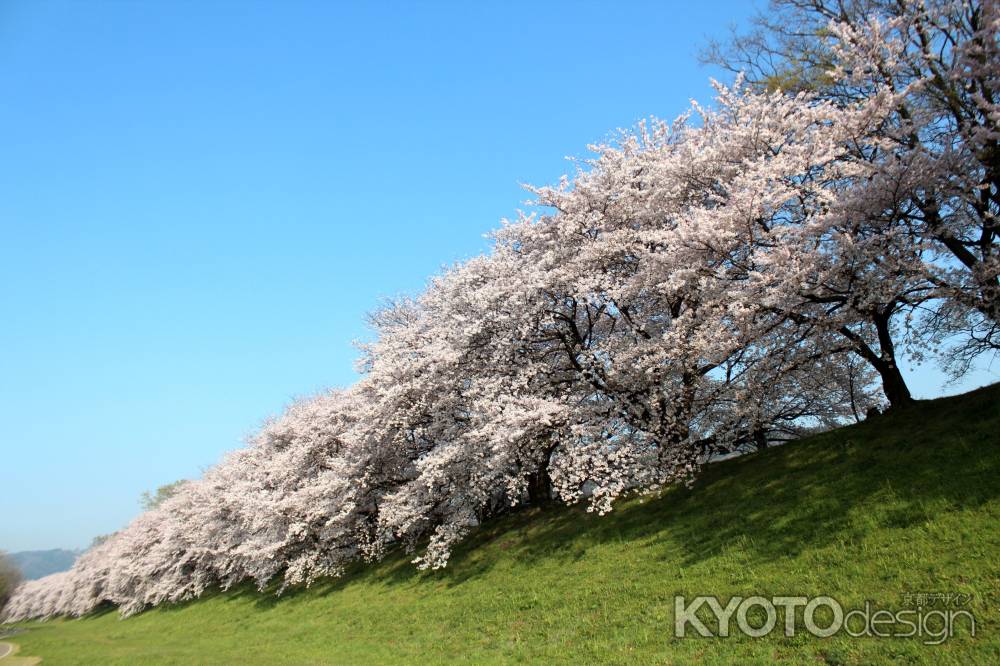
8,549,79,580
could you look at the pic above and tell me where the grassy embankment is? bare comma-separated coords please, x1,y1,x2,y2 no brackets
6,383,999,664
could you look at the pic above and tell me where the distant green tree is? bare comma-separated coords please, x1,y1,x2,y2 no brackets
139,480,186,511
700,1,865,95
0,551,22,612
89,534,114,549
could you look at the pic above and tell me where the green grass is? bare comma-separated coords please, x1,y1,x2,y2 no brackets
7,384,1000,664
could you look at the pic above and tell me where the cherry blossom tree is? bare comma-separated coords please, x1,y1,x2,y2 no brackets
706,0,1000,370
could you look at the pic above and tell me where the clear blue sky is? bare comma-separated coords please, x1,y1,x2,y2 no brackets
1,1,996,553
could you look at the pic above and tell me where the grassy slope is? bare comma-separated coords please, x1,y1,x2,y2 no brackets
8,384,1000,665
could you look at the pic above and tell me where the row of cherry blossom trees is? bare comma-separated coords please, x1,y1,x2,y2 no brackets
4,0,996,622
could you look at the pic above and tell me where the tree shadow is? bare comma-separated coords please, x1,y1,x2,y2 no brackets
134,382,1000,613
393,382,1000,587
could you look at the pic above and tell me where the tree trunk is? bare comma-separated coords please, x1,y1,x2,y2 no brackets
839,306,914,411
872,307,914,410
527,442,558,505
527,469,551,505
872,356,913,409
752,427,768,451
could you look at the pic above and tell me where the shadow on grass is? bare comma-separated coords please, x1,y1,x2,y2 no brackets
151,382,1000,613
413,382,999,587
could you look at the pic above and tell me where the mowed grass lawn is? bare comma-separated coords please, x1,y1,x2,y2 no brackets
6,384,999,664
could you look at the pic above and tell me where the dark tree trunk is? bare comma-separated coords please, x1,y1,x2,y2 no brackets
838,305,914,411
527,467,552,505
871,356,913,409
527,441,558,505
872,307,914,410
752,427,768,451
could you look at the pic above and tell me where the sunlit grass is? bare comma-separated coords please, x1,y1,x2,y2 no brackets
9,383,999,664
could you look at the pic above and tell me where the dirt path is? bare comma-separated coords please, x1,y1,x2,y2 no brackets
0,641,40,664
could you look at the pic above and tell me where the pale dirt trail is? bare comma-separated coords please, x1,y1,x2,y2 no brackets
0,641,41,664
